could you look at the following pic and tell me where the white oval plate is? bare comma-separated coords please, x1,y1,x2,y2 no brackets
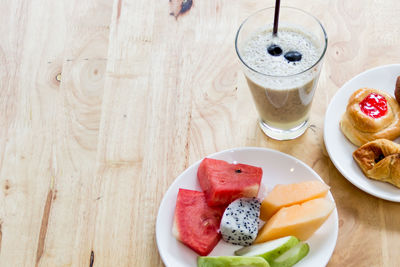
156,147,338,267
324,64,400,202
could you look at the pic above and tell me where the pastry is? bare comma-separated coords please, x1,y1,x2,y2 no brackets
340,88,400,146
353,139,400,188
395,76,400,104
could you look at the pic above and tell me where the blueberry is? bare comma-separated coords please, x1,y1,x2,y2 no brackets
267,44,283,56
284,51,302,62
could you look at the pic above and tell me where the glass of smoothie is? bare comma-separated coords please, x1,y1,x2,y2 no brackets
235,7,327,140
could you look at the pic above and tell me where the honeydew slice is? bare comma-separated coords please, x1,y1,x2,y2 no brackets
235,236,299,263
270,242,309,267
197,256,270,267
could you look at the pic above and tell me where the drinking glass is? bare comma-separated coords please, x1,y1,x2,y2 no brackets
235,7,328,140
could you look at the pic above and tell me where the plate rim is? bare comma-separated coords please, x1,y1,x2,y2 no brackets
324,63,400,202
156,146,339,267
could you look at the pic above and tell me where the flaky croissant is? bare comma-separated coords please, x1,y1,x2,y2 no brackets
340,88,400,146
353,139,400,188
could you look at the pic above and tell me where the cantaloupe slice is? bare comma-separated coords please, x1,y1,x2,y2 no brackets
260,180,330,221
254,198,335,243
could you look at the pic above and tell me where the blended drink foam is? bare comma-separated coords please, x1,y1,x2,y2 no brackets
242,26,322,130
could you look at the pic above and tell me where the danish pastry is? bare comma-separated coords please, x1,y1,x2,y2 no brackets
395,76,400,104
340,88,400,146
353,139,400,188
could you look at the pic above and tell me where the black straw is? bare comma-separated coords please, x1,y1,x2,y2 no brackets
273,0,281,36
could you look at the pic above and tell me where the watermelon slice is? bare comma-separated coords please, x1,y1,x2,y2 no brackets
197,158,263,206
172,189,225,256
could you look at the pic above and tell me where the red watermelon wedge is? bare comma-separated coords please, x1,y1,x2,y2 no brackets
197,158,263,206
172,189,225,256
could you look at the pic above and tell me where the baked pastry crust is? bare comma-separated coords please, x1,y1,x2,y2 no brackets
353,139,400,188
340,88,400,146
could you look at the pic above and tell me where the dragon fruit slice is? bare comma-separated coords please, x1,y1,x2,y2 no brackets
220,197,261,246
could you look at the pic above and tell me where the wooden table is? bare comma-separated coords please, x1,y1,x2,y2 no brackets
1,0,400,266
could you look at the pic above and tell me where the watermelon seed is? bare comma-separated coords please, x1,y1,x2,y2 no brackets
235,169,242,173
202,218,212,228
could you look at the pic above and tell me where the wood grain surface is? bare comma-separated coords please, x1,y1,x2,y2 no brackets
1,0,400,266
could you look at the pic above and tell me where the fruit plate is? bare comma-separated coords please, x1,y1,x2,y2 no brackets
156,147,338,267
324,64,400,202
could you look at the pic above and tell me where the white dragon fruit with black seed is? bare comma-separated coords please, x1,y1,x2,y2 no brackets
220,197,261,246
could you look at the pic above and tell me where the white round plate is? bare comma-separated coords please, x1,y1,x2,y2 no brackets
324,64,400,202
156,147,338,267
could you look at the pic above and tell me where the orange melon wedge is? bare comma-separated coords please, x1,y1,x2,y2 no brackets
260,180,330,221
254,198,335,243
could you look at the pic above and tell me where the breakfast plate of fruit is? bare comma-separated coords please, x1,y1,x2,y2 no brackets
156,147,338,267
324,64,400,201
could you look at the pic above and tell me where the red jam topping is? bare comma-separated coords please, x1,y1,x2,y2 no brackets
359,93,388,118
